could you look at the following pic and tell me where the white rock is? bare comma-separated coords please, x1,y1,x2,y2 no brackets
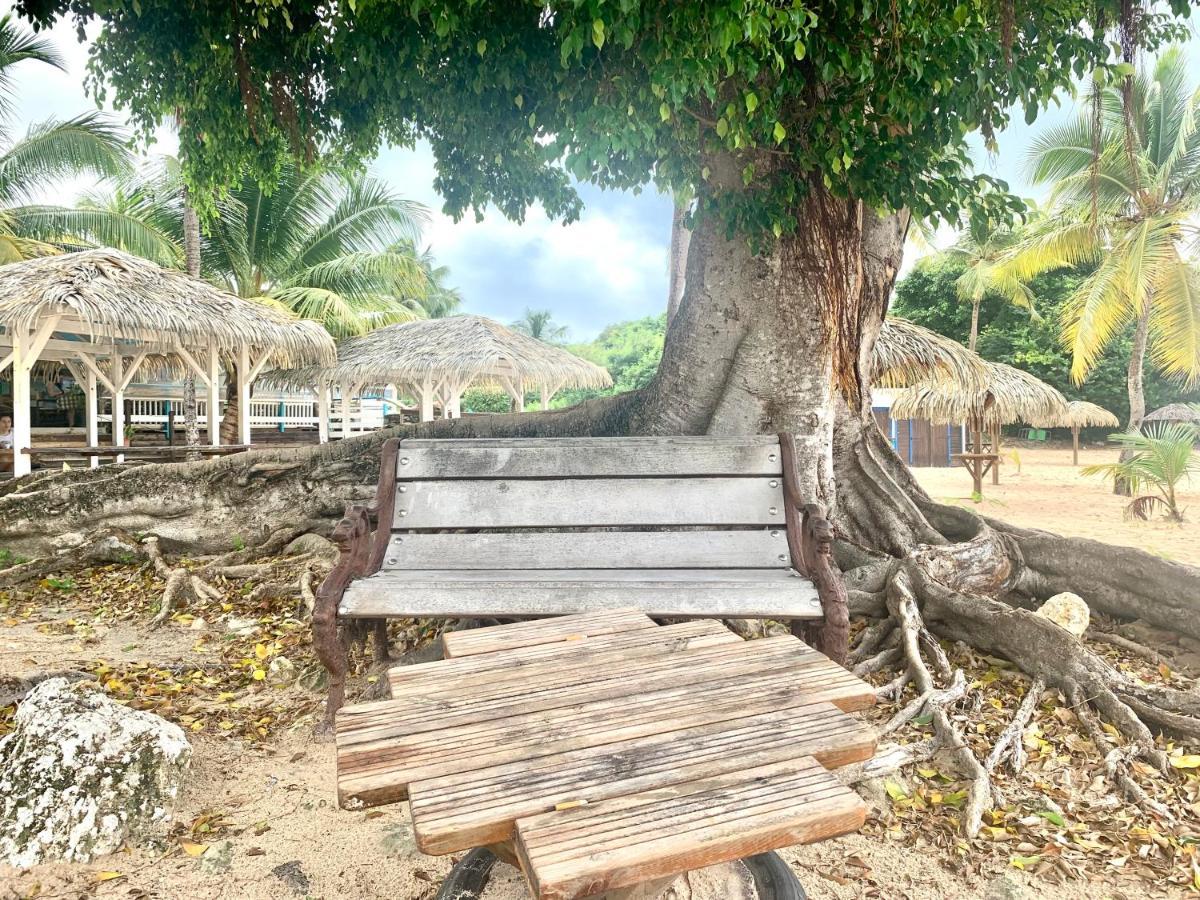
225,616,259,636
0,678,191,868
267,655,296,686
1035,592,1090,638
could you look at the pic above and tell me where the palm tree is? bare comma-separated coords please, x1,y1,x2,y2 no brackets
402,241,463,318
1014,46,1200,433
512,308,569,343
945,223,1041,352
0,15,171,263
1083,422,1200,522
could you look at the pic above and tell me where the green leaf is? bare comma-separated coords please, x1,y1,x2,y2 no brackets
1010,854,1041,870
715,118,729,138
745,91,758,113
773,121,786,144
476,39,487,56
1112,61,1136,78
659,102,670,122
592,19,605,50
794,41,806,61
884,780,908,801
514,94,523,109
1037,810,1066,828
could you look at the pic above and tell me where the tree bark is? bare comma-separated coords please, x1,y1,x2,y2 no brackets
1114,302,1152,495
666,201,691,324
968,296,981,353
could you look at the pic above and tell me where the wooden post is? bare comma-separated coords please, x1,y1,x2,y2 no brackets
340,381,353,438
991,422,1001,485
1072,425,1080,466
420,374,434,422
237,344,252,446
207,343,221,447
111,352,125,464
540,384,551,411
10,327,31,478
316,383,331,443
83,365,98,469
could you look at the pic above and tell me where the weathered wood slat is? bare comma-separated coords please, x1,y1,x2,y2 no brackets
516,756,866,900
404,704,875,853
386,633,871,714
394,436,783,479
382,529,790,570
339,569,822,620
392,477,786,528
388,621,738,688
441,608,655,658
336,671,872,808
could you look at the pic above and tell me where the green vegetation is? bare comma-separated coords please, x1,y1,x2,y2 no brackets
891,255,1200,427
512,308,569,344
1083,422,1200,522
942,222,1040,351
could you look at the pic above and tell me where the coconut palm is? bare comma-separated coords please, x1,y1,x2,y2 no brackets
945,223,1041,352
513,308,569,343
0,15,173,263
1083,422,1200,522
1013,46,1200,432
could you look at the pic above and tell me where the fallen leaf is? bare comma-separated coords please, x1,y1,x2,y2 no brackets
1169,754,1200,769
180,840,208,857
94,871,125,882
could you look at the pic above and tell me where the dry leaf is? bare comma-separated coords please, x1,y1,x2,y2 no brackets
179,840,208,857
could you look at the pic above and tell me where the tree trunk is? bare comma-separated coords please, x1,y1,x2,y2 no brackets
1114,302,1152,495
182,199,202,454
666,201,691,324
968,296,981,352
220,373,240,445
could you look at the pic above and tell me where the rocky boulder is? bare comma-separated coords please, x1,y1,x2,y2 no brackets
1035,591,1090,638
0,677,191,868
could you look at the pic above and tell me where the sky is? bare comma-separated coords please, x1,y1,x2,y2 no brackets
4,5,1197,340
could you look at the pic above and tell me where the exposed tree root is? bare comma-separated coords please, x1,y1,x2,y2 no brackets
985,676,1043,777
144,536,224,626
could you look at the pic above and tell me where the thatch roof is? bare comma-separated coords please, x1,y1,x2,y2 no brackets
0,248,335,368
891,360,1068,427
1034,399,1119,430
266,314,612,392
872,317,989,392
1143,403,1200,425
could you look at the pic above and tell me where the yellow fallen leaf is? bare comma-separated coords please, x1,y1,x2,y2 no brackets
254,643,269,660
1169,754,1200,769
94,871,124,882
252,669,266,681
179,840,208,857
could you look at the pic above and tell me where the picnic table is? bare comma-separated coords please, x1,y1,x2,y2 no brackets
335,609,878,899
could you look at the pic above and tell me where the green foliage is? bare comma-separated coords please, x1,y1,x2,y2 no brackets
1082,422,1200,522
15,2,1192,235
461,388,512,414
891,254,1200,429
0,547,27,568
512,308,569,344
44,574,75,591
554,314,665,407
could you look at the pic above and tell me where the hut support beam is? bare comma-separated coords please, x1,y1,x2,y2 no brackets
110,352,125,464
539,378,565,411
991,423,1001,485
1072,425,1080,466
317,384,331,443
207,343,221,447
339,381,353,439
7,316,61,477
236,345,253,446
66,358,99,469
420,375,434,423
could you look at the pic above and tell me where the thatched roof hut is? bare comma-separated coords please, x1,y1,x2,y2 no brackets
890,361,1067,428
1033,399,1120,465
1,249,336,475
1143,403,1200,425
267,314,611,427
872,317,989,392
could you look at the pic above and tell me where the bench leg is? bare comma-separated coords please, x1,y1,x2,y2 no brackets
372,618,392,664
312,608,348,733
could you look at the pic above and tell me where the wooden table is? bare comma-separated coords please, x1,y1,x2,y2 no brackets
335,610,878,899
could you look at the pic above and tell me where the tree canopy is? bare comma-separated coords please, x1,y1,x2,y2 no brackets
16,1,1192,234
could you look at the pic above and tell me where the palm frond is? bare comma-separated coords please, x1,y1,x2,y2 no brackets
8,204,183,267
1147,255,1200,387
0,113,133,206
0,14,64,129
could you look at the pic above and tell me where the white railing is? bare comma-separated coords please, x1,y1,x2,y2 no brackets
97,394,389,434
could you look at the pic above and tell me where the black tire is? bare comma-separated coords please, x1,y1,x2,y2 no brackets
744,851,807,900
434,848,806,899
435,848,499,900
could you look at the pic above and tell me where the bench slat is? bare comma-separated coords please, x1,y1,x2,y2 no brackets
395,436,783,479
383,529,789,570
403,703,875,853
516,756,865,900
393,477,785,528
442,608,655,658
338,569,822,621
336,670,870,809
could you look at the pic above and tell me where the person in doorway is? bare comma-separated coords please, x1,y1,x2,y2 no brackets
0,414,13,448
58,378,83,431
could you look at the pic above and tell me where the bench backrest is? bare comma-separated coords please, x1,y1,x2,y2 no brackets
380,436,795,571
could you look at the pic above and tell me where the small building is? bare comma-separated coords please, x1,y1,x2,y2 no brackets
871,388,964,467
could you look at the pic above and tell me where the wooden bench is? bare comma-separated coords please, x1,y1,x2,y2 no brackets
314,435,849,723
334,609,876,899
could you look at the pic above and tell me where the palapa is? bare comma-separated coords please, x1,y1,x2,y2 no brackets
1033,400,1120,466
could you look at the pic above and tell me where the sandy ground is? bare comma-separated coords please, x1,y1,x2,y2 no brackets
913,442,1200,567
2,441,1198,899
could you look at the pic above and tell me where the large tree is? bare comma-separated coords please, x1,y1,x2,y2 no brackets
8,0,1200,832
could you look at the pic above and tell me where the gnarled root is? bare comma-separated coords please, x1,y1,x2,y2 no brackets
144,536,224,626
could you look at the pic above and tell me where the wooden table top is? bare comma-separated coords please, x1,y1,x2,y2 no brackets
335,610,878,900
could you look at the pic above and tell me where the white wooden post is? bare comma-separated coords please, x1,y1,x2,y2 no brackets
237,344,251,446
316,383,330,443
420,374,434,422
540,384,551,411
111,353,125,464
207,343,222,447
10,327,31,477
84,366,98,468
339,381,352,439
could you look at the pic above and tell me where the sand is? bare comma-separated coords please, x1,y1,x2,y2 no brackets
912,442,1200,566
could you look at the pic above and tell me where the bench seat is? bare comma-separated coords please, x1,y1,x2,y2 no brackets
339,568,823,620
